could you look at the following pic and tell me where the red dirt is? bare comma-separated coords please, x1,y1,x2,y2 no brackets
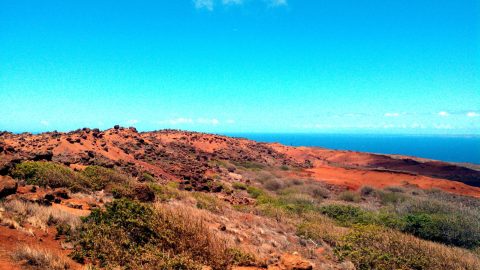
0,225,83,270
1,128,479,197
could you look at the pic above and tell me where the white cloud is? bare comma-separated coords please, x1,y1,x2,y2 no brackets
157,118,194,125
126,119,139,125
157,117,222,125
467,112,479,117
194,0,287,10
194,0,214,10
40,120,49,126
434,123,453,129
226,119,235,124
384,112,400,117
197,118,220,125
438,111,449,117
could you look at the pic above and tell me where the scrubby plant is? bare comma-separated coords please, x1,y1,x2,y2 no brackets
394,198,480,249
384,186,405,193
12,245,70,270
141,172,156,182
233,161,265,170
319,204,375,226
12,161,85,191
378,190,406,204
80,165,131,191
360,186,375,197
193,192,227,214
148,182,183,201
2,199,81,232
232,182,247,190
334,225,480,270
338,191,361,202
263,178,283,191
72,199,246,270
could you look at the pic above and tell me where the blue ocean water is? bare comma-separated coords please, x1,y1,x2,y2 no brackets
225,134,480,165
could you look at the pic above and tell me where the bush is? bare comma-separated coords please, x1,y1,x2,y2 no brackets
319,204,375,226
378,190,406,205
193,192,227,214
148,182,183,201
2,199,81,232
360,186,375,197
384,186,405,193
232,182,247,190
234,161,265,170
338,191,361,203
335,225,480,270
263,178,283,191
247,186,266,199
12,245,70,270
72,199,244,269
395,198,480,249
141,172,156,182
80,165,131,191
296,212,347,245
12,161,85,191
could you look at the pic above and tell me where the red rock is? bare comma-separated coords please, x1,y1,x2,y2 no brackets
0,175,17,198
279,253,313,270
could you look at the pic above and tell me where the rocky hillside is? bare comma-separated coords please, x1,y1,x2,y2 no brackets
0,127,479,270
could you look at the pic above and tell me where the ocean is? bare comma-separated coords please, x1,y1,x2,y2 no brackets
225,134,480,165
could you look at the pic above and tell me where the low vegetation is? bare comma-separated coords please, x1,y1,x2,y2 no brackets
5,159,480,270
12,245,70,270
12,161,85,191
71,198,253,270
335,225,480,270
1,199,80,232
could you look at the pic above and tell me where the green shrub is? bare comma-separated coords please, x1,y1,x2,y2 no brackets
360,186,376,197
334,225,480,270
319,204,375,226
402,212,480,249
246,186,266,199
232,182,247,190
263,178,283,191
81,165,131,191
378,191,406,205
335,225,430,270
384,186,405,193
72,199,243,270
12,161,85,190
148,183,183,201
338,191,361,202
141,172,156,182
193,192,227,214
234,161,265,170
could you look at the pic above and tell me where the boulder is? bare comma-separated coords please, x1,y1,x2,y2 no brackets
134,185,155,202
279,253,313,270
0,175,17,198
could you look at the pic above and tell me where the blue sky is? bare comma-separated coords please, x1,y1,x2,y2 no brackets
0,0,479,134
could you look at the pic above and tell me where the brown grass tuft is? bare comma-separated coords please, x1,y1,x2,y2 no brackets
12,245,70,270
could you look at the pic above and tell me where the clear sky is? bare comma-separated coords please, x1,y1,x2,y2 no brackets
1,0,479,134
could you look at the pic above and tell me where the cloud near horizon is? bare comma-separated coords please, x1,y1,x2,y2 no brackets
157,117,223,126
194,0,287,11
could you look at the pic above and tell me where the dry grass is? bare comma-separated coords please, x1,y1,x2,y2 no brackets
12,245,69,270
2,200,81,232
72,198,253,270
335,225,480,270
